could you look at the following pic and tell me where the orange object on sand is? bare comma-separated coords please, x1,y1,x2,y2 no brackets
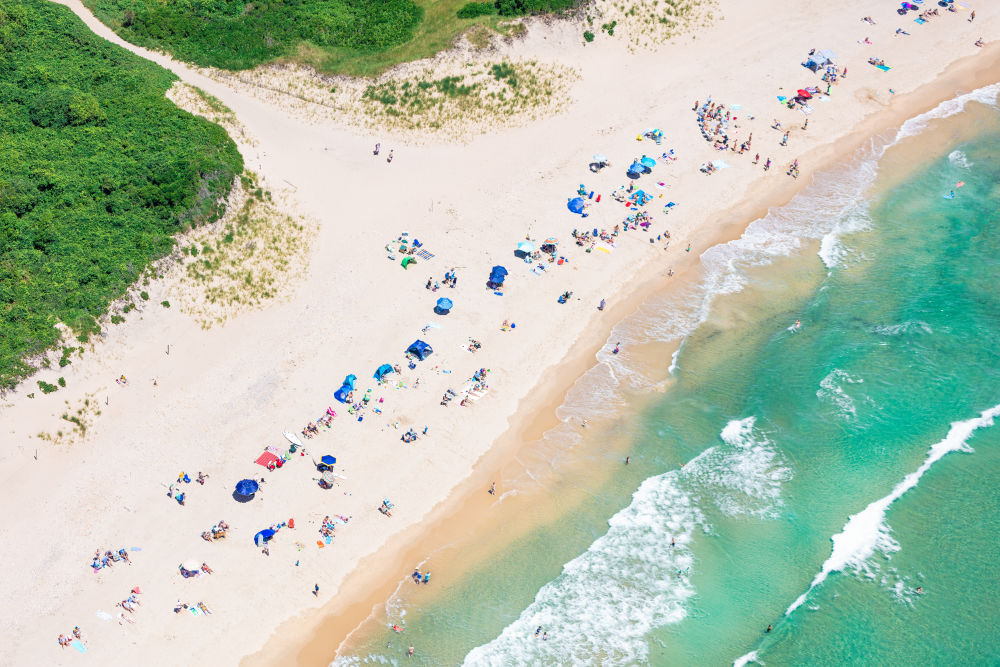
316,540,324,548
288,518,295,529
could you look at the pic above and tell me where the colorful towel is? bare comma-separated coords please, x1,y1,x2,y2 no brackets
876,64,891,71
71,640,86,653
255,451,281,468
914,17,926,24
415,249,434,261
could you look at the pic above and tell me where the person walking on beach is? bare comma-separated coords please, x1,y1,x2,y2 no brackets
387,150,394,164
969,10,975,21
313,584,319,596
764,158,772,171
625,456,630,465
489,482,496,495
374,143,380,155
753,153,760,164
781,131,789,146
801,118,808,131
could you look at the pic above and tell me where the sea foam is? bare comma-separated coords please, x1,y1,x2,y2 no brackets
785,402,1000,616
894,83,1000,143
464,418,790,665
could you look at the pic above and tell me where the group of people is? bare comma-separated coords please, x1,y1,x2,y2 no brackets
91,548,131,572
57,626,84,649
411,567,431,584
201,519,230,542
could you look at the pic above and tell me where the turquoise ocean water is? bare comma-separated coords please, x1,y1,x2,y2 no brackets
338,84,1000,666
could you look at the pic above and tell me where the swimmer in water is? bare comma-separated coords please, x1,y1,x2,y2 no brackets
766,624,773,633
535,626,542,637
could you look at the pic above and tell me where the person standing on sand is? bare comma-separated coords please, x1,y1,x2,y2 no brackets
969,10,975,21
387,150,394,164
764,158,772,171
802,118,808,131
753,153,760,164
313,584,319,596
489,482,496,495
374,143,380,155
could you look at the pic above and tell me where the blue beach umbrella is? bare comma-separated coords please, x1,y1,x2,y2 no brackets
235,479,259,496
320,455,337,466
640,156,656,168
568,197,586,214
435,297,454,314
628,162,644,174
253,529,275,546
593,153,608,163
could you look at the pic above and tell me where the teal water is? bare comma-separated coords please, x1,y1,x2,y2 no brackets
338,85,1000,666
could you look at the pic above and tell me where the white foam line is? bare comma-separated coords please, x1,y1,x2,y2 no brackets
786,402,1000,616
733,650,761,667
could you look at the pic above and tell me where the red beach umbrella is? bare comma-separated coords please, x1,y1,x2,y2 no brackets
796,89,812,99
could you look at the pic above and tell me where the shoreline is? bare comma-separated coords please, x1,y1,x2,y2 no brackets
247,43,1000,666
4,3,997,667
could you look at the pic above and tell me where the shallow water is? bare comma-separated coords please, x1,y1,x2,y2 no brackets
335,84,1000,666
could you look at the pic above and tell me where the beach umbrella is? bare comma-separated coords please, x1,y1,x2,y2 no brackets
235,479,259,496
517,240,535,253
796,89,812,99
320,455,337,466
544,237,559,245
628,162,644,174
254,529,275,546
593,153,608,163
436,297,453,311
640,156,656,168
568,198,586,214
322,470,337,485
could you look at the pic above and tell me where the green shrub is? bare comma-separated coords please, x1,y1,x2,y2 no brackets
457,2,497,18
583,30,595,42
161,300,171,308
84,0,425,71
0,0,242,391
38,380,58,394
140,291,150,301
57,376,66,387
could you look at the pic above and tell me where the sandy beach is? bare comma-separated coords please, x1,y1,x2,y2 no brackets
3,0,997,664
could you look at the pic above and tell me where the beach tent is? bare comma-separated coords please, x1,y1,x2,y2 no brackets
235,479,259,497
406,340,433,361
401,257,416,269
628,162,645,175
343,374,357,390
568,197,585,214
488,265,508,287
640,155,656,168
254,529,275,547
435,297,453,314
333,385,350,403
593,153,608,164
374,364,394,382
517,240,535,253
815,49,837,65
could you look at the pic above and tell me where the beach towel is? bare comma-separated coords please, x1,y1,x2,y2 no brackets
876,64,891,71
777,96,787,103
71,640,86,653
914,17,926,24
255,451,281,468
96,611,113,622
325,535,333,545
712,160,730,170
597,246,611,254
800,105,814,114
415,249,434,261
190,606,201,616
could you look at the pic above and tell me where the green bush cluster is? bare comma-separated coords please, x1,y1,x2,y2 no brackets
457,2,497,18
85,0,425,70
0,0,243,391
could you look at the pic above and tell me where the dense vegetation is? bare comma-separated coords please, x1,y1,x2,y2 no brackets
458,0,575,18
0,0,243,391
85,0,425,71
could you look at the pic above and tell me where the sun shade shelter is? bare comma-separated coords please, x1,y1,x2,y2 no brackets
254,529,275,546
488,265,508,287
640,155,656,168
568,197,585,214
628,162,645,175
406,340,433,360
517,240,535,253
235,479,259,497
320,455,337,466
435,297,453,314
401,256,416,269
333,374,356,403
374,364,394,382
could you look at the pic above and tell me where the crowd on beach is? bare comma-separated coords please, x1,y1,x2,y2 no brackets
51,0,990,657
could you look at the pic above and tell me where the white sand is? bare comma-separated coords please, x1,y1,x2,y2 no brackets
3,1,996,664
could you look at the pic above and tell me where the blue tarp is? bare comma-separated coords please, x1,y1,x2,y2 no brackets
406,340,433,360
628,162,644,174
568,197,585,214
235,479,259,496
254,529,275,546
489,265,508,286
374,364,394,381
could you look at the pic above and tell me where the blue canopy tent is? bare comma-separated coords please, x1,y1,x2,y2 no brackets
343,374,357,390
254,529,275,547
374,364,394,382
406,340,433,361
640,155,656,168
235,479,259,496
488,265,508,288
567,197,585,214
435,297,453,315
333,385,350,403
